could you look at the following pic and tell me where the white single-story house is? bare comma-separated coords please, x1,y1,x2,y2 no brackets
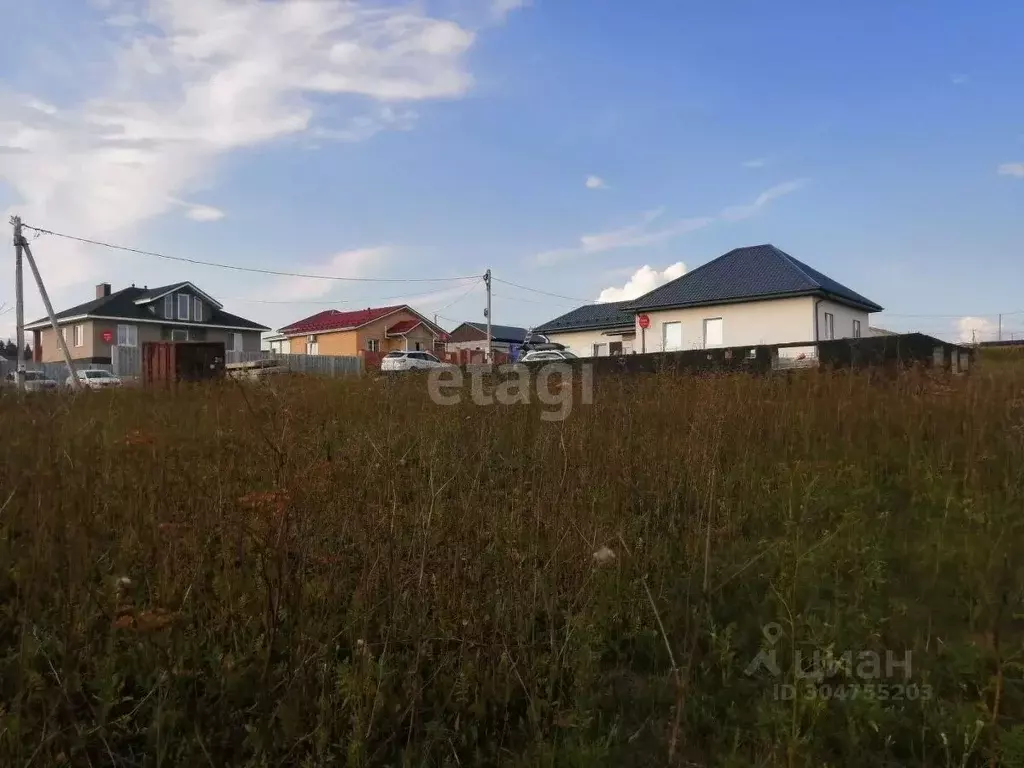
531,302,637,358
622,245,883,353
532,244,884,357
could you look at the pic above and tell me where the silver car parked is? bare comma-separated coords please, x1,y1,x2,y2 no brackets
2,370,59,392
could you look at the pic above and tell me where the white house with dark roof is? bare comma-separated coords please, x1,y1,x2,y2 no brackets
531,301,637,358
532,245,884,357
623,245,883,352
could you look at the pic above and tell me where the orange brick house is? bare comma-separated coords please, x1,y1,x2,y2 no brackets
274,305,448,357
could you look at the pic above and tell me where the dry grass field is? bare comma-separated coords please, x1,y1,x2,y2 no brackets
1,355,1023,767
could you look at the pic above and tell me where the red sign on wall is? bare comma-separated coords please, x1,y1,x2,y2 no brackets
102,330,113,344
638,314,651,330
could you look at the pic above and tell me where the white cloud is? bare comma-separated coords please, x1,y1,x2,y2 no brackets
537,208,712,265
742,157,768,168
0,0,483,337
951,74,970,85
597,261,686,302
491,0,528,20
275,247,394,302
997,162,1024,178
719,178,808,221
954,316,997,344
585,175,607,190
183,203,225,222
536,179,808,265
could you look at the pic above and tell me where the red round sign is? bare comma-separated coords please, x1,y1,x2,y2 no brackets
638,314,651,330
102,330,113,344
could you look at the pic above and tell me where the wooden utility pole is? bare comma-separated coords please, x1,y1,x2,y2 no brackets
484,268,492,363
17,232,80,389
998,314,1002,342
12,217,25,391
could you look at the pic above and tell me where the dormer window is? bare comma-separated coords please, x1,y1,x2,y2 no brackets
164,295,174,319
193,297,203,322
177,294,190,321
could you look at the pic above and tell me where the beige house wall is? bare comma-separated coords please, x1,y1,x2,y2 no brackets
281,309,442,356
36,319,260,363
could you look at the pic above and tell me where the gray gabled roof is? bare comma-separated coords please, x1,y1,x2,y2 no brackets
624,245,883,313
533,301,635,334
459,321,528,343
25,285,268,331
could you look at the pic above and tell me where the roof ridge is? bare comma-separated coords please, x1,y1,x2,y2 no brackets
624,246,749,308
768,245,821,290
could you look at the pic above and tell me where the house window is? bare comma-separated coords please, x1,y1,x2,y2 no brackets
74,324,85,348
609,341,623,355
193,298,203,322
177,294,190,321
164,295,174,319
823,312,835,340
853,319,861,338
230,333,243,352
367,339,380,352
61,327,69,346
117,324,138,347
171,329,189,341
703,317,724,348
592,342,608,357
663,321,682,351
306,342,319,355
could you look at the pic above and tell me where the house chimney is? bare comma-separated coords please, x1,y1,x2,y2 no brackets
96,283,111,299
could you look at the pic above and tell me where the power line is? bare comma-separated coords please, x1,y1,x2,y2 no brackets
491,277,594,304
878,309,1024,319
491,292,586,309
433,280,483,314
213,279,481,307
21,223,480,284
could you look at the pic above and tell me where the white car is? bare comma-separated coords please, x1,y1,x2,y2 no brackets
66,369,123,389
518,350,580,363
2,370,58,392
380,351,456,372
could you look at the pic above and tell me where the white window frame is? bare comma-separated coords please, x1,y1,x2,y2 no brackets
164,295,174,319
61,326,69,345
177,294,190,321
367,338,380,352
853,319,861,338
171,328,189,341
193,297,203,322
306,342,319,355
662,321,682,351
117,324,138,347
823,312,835,340
702,317,724,348
230,333,243,352
592,342,608,357
74,323,85,348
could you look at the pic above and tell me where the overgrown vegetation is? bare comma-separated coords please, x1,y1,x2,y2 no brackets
1,358,1023,766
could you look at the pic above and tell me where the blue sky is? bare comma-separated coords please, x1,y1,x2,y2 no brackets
1,0,1023,342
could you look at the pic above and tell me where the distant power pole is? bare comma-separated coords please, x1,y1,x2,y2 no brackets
10,218,80,389
12,216,25,391
484,269,492,363
998,314,1002,342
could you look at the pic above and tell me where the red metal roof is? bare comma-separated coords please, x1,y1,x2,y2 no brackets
386,319,421,336
280,305,405,335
